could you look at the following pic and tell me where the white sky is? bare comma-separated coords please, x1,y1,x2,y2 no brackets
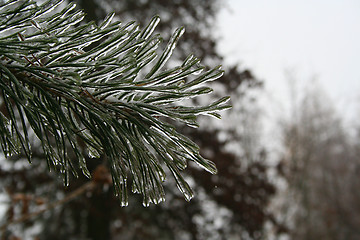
217,0,360,121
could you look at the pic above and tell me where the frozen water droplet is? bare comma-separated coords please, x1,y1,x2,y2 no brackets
120,200,128,207
183,191,193,202
192,68,203,75
88,146,101,158
142,200,150,207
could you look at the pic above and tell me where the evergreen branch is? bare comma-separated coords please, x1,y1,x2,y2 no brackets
0,0,231,206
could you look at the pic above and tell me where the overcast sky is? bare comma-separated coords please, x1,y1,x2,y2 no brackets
217,0,360,121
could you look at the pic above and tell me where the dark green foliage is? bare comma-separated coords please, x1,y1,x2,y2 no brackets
0,1,281,239
0,0,230,206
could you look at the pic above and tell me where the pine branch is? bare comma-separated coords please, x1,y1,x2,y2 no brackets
0,0,231,206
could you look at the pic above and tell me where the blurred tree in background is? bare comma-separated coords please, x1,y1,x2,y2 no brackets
0,0,280,239
276,80,360,240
